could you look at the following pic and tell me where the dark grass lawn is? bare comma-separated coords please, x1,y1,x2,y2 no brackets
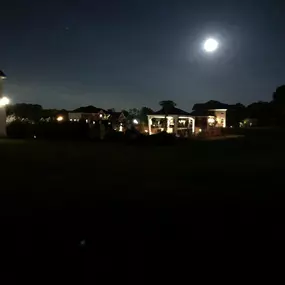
0,137,284,280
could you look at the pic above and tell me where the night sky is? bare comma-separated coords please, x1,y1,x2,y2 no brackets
1,0,285,110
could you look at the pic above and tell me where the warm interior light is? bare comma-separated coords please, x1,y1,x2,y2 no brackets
208,117,216,124
57,116,64,122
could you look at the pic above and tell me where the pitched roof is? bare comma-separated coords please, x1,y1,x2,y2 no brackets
154,106,192,116
109,111,126,120
192,100,229,110
0,70,6,78
190,110,216,116
72,106,107,113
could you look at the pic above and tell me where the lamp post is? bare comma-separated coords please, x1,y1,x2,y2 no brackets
0,70,7,137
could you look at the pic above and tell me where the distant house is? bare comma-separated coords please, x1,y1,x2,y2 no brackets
109,111,126,123
108,111,127,131
68,106,127,131
68,106,109,122
191,101,230,130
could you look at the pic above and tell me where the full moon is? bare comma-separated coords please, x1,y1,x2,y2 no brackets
203,38,219,53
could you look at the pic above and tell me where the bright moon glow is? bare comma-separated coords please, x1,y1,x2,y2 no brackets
203,38,219,53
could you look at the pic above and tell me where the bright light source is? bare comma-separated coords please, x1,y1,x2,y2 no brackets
57,116,64,122
208,117,216,124
133,119,139,125
0,96,10,106
203,38,219,53
99,114,103,118
199,128,202,133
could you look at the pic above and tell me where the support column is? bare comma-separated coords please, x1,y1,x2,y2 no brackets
173,116,178,135
191,117,195,134
148,116,152,135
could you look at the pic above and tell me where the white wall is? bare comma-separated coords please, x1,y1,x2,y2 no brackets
214,110,226,128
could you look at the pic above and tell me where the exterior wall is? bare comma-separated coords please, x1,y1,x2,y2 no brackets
0,78,6,137
68,112,109,122
194,110,227,130
68,112,83,121
211,109,227,128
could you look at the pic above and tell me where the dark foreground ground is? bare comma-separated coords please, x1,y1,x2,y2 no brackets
0,136,284,281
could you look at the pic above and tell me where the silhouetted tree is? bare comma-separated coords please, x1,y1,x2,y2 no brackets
127,108,140,119
273,85,285,104
6,104,43,122
159,100,176,112
246,101,274,126
272,85,285,126
159,100,176,131
227,103,246,127
139,107,153,124
121,110,129,118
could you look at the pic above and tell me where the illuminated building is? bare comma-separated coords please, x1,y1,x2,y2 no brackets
147,106,195,136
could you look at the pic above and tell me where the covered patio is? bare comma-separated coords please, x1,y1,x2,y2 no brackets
147,107,195,136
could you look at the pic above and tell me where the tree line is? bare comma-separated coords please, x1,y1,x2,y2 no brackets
6,85,285,127
227,85,285,127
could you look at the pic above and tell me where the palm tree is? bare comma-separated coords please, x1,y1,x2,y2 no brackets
159,100,176,132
